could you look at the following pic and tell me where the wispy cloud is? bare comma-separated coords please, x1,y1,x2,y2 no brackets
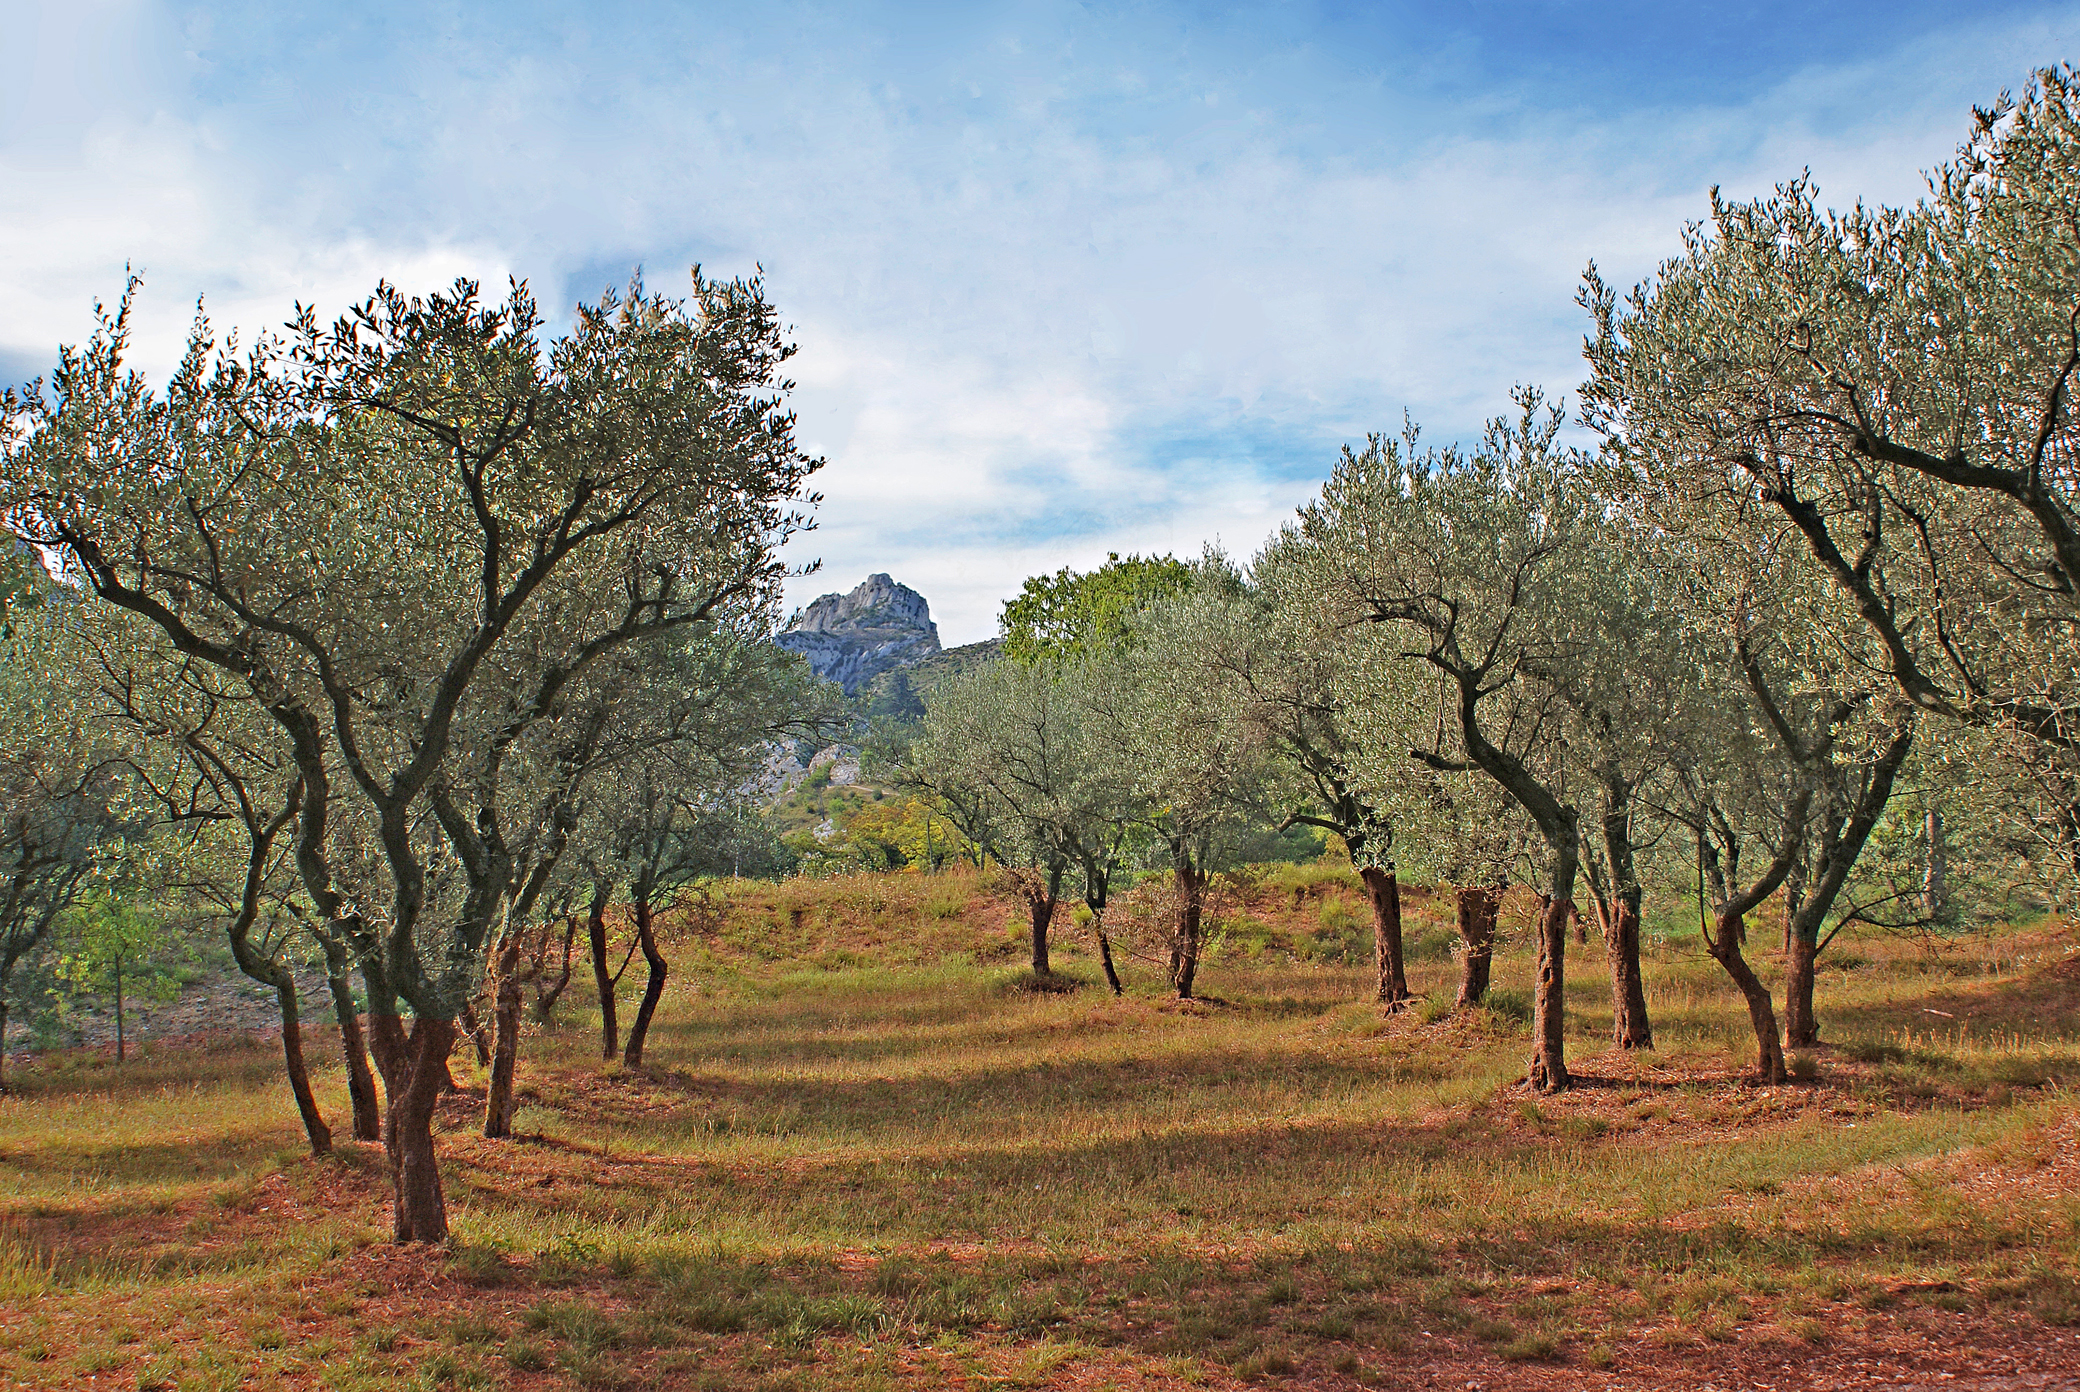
3,1,2074,640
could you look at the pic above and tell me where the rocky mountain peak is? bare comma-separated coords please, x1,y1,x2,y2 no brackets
777,574,942,694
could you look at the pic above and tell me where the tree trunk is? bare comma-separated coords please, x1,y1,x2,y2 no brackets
363,959,411,1104
589,882,618,1060
1923,809,1946,919
1171,863,1206,999
1605,888,1652,1050
484,931,525,1138
1784,933,1820,1050
1454,886,1498,1006
1028,893,1054,976
1093,910,1124,996
1709,909,1787,1083
274,980,333,1155
1528,892,1571,1094
533,916,579,1026
0,999,11,1092
322,944,382,1141
458,1000,491,1069
623,898,668,1070
113,950,125,1064
1358,865,1411,1007
386,1015,459,1243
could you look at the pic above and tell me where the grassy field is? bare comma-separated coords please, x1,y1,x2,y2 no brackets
1,865,2077,1389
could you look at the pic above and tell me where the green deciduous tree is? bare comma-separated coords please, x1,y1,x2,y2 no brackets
999,553,1194,665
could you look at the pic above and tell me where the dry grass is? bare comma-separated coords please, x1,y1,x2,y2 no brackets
1,867,2077,1389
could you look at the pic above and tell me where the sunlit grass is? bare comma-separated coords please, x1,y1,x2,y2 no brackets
0,871,2075,1387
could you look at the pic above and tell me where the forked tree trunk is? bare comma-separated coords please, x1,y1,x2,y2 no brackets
623,898,668,1070
1454,886,1499,1006
387,1015,460,1243
589,883,618,1060
1358,865,1411,1007
484,930,525,1138
1028,892,1055,976
274,980,333,1155
1783,935,1820,1050
1528,892,1572,1094
1605,888,1652,1050
322,943,382,1141
532,916,579,1025
1171,863,1207,999
1709,909,1787,1083
1082,857,1124,996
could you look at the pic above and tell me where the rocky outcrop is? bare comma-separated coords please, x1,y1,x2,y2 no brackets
777,574,942,694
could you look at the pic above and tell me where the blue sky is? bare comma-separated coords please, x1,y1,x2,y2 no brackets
5,2,2077,642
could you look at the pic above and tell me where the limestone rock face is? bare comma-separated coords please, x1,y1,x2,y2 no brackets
777,574,942,694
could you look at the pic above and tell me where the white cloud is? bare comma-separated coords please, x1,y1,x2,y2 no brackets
1,2,2067,642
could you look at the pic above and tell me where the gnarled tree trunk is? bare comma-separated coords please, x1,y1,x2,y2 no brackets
588,879,618,1060
1009,864,1064,977
1604,887,1652,1050
1093,910,1123,995
484,929,525,1137
458,1000,491,1069
1708,909,1787,1083
386,1015,459,1243
1359,865,1410,1007
1454,885,1499,1006
1028,893,1055,976
623,897,668,1069
1172,862,1207,999
321,939,381,1141
274,980,332,1156
532,916,579,1026
1528,889,1572,1095
1783,934,1820,1050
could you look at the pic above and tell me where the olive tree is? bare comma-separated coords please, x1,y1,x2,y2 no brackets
1094,560,1269,999
1650,528,1915,1075
1583,68,2080,865
1289,397,1590,1092
1194,551,1419,1006
3,272,818,1242
912,657,1092,977
0,583,125,1090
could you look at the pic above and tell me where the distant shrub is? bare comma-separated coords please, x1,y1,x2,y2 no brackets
1216,913,1279,960
1316,896,1360,934
1303,921,1367,965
